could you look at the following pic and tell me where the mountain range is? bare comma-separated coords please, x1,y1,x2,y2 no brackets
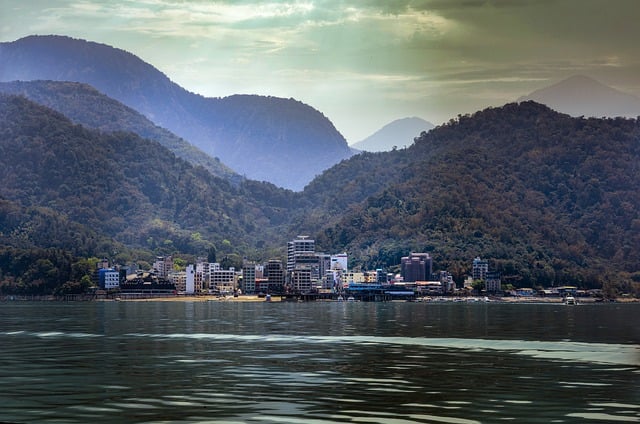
313,102,640,289
518,75,640,118
0,35,639,296
1,92,639,293
351,117,435,152
0,35,353,190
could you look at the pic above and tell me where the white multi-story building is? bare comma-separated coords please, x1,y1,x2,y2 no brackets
211,269,236,294
472,257,489,281
185,264,195,294
99,269,120,290
242,263,257,294
196,261,211,282
287,236,315,272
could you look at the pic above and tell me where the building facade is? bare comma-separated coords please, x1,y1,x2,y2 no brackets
98,268,120,290
401,253,433,282
169,270,187,293
153,256,174,279
290,268,313,293
472,257,489,281
287,236,315,272
185,264,195,294
485,271,502,293
242,263,257,294
211,269,236,294
265,260,285,293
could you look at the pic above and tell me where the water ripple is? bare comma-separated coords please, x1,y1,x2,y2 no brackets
124,332,640,366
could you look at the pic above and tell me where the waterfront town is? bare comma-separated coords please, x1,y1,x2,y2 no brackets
93,236,589,302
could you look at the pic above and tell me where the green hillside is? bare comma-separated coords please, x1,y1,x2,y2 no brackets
1,93,638,296
0,94,292,256
313,102,640,291
0,80,238,181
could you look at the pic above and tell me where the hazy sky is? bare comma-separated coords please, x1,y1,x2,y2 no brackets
2,0,640,142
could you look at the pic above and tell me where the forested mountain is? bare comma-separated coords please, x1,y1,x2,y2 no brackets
518,75,640,119
0,94,294,260
310,102,640,290
0,35,354,190
1,91,638,295
0,197,115,256
0,80,237,181
351,117,434,152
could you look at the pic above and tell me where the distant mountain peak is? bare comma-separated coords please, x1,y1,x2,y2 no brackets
351,117,434,152
518,75,640,118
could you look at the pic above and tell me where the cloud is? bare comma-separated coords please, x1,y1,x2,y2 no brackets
2,0,640,140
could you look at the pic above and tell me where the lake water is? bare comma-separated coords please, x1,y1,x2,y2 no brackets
0,301,638,423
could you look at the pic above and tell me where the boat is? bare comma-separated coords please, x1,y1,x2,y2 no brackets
565,295,577,305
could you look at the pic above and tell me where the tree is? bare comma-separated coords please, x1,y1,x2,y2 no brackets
173,257,186,271
207,245,217,263
472,280,485,294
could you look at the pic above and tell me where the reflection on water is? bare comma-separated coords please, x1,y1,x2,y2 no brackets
0,301,638,423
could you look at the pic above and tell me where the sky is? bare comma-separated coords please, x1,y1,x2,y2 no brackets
2,0,640,143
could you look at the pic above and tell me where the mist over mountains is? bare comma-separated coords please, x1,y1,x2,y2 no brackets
351,117,435,152
519,75,640,119
0,35,353,190
0,80,238,181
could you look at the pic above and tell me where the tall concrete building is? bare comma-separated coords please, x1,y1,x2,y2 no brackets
153,256,173,279
242,262,257,294
287,236,315,272
290,267,313,293
185,264,195,294
265,259,285,293
472,257,489,281
401,253,432,282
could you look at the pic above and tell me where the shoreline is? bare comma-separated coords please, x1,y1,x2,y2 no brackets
2,294,637,303
102,295,637,303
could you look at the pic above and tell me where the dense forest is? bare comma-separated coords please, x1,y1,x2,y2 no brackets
0,93,639,296
0,80,238,181
0,94,298,293
314,102,640,294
